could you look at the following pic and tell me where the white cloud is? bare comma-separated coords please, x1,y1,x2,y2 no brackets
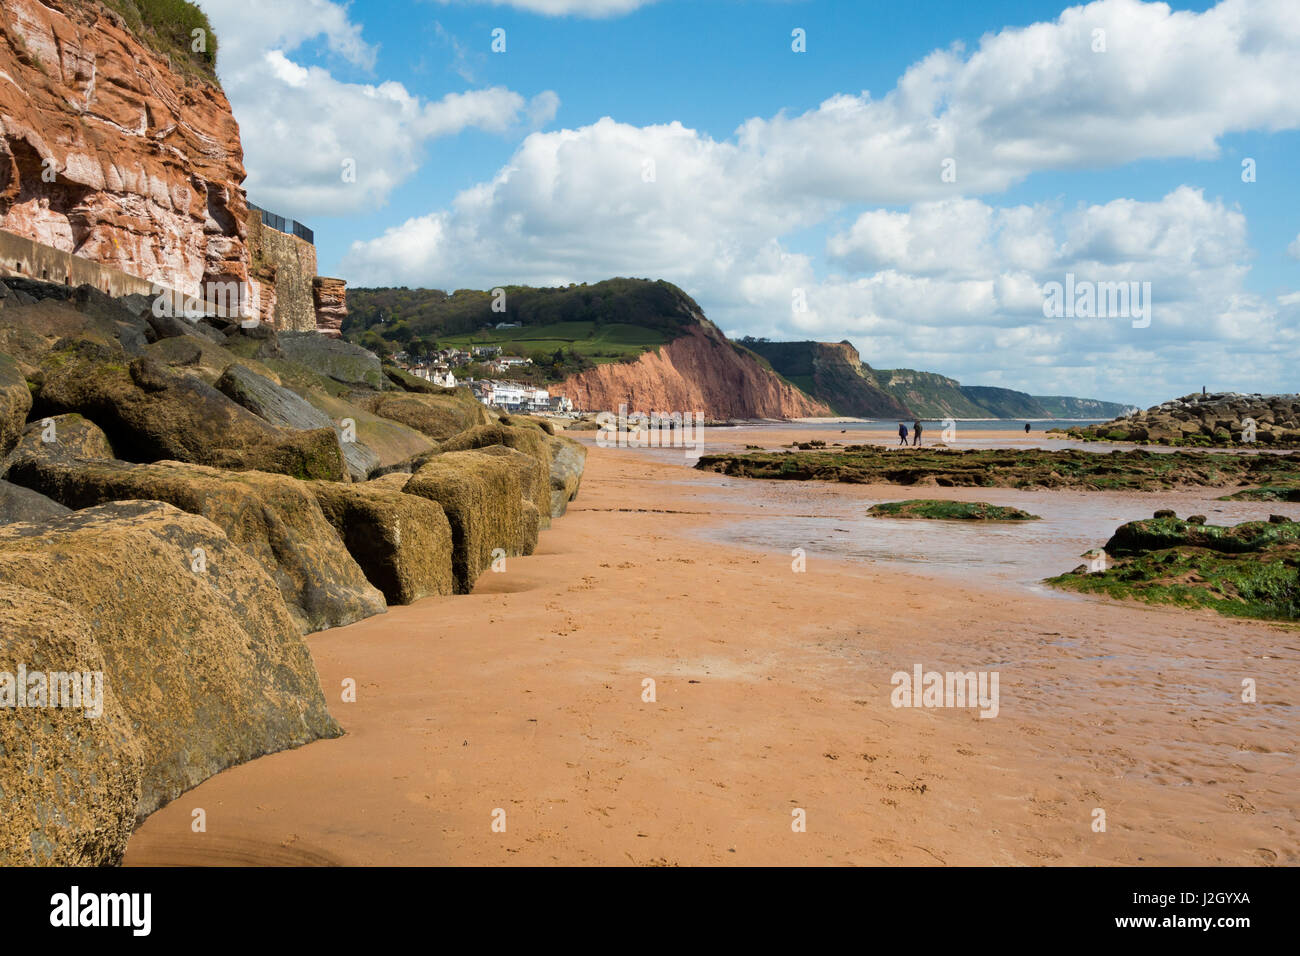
1288,232,1300,260
423,0,659,16
338,0,1300,404
200,0,557,217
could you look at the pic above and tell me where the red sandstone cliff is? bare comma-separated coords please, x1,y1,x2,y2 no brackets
0,0,250,302
552,321,831,420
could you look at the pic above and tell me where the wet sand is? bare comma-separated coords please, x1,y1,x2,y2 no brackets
125,430,1299,866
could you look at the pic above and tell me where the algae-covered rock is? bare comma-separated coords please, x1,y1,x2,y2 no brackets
0,585,143,866
145,310,228,345
475,442,551,535
382,363,446,394
520,499,540,556
303,389,433,472
365,390,495,441
1048,514,1300,621
0,351,32,457
5,457,385,633
0,501,342,822
215,364,378,481
277,332,383,389
499,414,556,436
438,423,558,525
402,451,524,593
310,481,455,604
1103,514,1300,556
216,363,334,432
35,345,345,480
2,413,115,473
696,445,1300,492
867,499,1041,521
0,285,149,365
548,434,587,517
1219,483,1300,502
144,335,282,387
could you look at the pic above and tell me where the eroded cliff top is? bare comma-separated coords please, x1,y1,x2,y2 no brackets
91,0,220,85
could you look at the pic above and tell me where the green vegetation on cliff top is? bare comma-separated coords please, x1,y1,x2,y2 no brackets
346,279,701,384
101,0,218,82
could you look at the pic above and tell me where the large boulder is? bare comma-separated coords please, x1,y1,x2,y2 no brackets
364,390,494,441
0,585,143,866
438,424,553,517
216,364,379,481
0,502,341,830
0,479,70,523
34,344,345,480
475,443,550,536
2,413,115,473
276,332,383,389
310,481,455,604
401,451,524,593
145,310,228,345
216,363,333,431
5,457,386,633
548,434,587,517
0,351,32,457
0,282,150,364
499,413,556,436
302,389,435,472
144,335,283,388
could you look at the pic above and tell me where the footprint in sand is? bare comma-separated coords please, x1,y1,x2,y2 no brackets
1225,793,1257,813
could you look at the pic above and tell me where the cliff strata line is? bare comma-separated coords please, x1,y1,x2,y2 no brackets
0,0,250,301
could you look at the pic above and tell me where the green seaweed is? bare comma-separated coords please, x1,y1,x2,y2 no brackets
1048,514,1300,622
696,446,1300,492
867,499,1040,521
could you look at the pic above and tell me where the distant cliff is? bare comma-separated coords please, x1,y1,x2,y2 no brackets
743,340,910,418
551,310,829,420
871,368,989,418
0,0,250,302
746,342,1131,420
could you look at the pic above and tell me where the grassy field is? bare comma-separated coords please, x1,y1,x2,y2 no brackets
438,321,666,364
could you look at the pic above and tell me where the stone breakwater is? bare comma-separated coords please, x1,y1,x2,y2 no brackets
1062,392,1300,447
0,277,587,864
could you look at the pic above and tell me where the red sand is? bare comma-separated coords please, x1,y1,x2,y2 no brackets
125,434,1299,866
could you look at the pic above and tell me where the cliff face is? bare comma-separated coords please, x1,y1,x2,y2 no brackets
552,322,829,420
0,0,250,303
746,339,911,418
873,368,987,419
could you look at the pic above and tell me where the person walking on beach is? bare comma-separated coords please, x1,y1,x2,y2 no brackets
898,422,908,446
912,420,923,446
1024,423,1031,434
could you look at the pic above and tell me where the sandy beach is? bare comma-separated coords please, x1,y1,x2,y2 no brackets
125,428,1299,866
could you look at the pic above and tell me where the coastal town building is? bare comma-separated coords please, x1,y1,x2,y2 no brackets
468,379,553,413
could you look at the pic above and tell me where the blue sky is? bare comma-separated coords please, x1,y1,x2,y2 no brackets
198,0,1300,405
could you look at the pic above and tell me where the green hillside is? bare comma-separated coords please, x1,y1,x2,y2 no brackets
346,278,701,385
872,369,988,419
958,385,1048,419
